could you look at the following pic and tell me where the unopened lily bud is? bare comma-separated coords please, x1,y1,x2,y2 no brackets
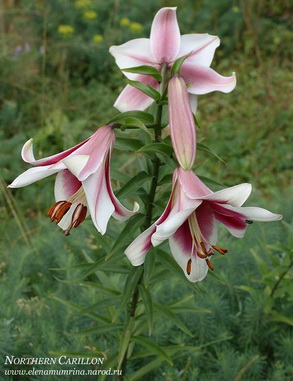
168,76,196,170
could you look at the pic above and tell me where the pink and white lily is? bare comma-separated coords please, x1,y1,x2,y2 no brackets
168,75,196,170
125,167,282,282
110,7,236,112
9,125,139,235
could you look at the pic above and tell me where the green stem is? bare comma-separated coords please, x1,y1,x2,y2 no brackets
270,257,293,297
118,66,167,380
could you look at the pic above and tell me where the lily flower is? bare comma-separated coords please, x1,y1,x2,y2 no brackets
168,75,196,170
125,167,282,282
9,125,139,235
110,7,236,112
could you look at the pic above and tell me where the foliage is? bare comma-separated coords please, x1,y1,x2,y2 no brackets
0,0,292,380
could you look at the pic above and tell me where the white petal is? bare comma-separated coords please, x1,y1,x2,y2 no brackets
21,138,36,163
8,166,61,188
179,34,220,67
189,94,198,114
62,155,90,179
169,236,209,282
54,170,82,201
201,183,252,207
151,208,195,247
225,205,282,222
109,38,153,79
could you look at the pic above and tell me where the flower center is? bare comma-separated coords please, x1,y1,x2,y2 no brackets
47,187,87,235
186,213,228,274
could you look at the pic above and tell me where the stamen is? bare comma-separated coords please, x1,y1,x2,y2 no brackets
64,203,87,236
200,241,208,255
212,245,228,255
205,259,214,271
186,259,192,275
197,251,207,259
47,201,71,223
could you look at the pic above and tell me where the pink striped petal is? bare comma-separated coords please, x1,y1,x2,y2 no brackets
105,159,139,220
179,34,220,67
114,75,159,112
150,7,180,63
54,170,82,201
214,211,247,238
82,164,115,235
177,168,212,199
21,138,89,166
169,225,209,282
223,205,282,222
109,38,154,80
125,224,156,266
168,76,196,170
181,63,236,95
196,202,218,245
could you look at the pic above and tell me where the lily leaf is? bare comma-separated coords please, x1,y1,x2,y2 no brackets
127,79,161,101
116,171,151,198
132,336,173,365
197,142,226,164
122,65,162,82
171,53,190,74
115,137,144,151
154,303,193,337
137,142,173,157
110,110,154,125
138,285,153,336
122,117,151,135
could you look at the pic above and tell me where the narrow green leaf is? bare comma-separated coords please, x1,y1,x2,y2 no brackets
78,281,120,296
171,53,191,73
154,303,193,337
132,336,173,365
127,79,161,101
73,324,123,336
138,285,153,336
106,214,145,260
123,117,151,135
197,142,226,164
131,358,163,381
115,137,144,151
116,171,151,198
269,310,293,326
143,249,156,285
137,142,173,157
110,110,154,125
122,65,162,82
112,266,143,322
118,318,135,368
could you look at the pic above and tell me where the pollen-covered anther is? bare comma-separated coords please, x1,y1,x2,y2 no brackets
64,203,87,236
197,251,207,259
186,258,192,275
212,245,228,255
205,259,214,271
47,201,72,224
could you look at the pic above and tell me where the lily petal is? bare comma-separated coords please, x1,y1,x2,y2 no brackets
169,226,209,282
181,63,236,95
54,170,82,201
201,183,252,207
150,7,180,63
177,168,212,199
224,205,283,222
109,38,154,79
82,164,115,235
21,138,89,166
189,94,198,114
114,75,159,112
179,34,220,67
196,202,218,245
8,165,63,188
125,224,156,266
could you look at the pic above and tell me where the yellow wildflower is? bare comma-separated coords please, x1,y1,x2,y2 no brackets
130,22,143,33
83,10,97,20
75,0,92,9
120,18,131,27
92,34,104,44
57,25,74,37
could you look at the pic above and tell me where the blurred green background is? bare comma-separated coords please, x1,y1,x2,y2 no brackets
0,0,292,380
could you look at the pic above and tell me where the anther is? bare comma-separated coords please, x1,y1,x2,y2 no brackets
212,245,228,255
200,242,208,255
205,259,214,271
186,259,192,275
64,203,87,236
47,201,71,223
197,251,207,259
